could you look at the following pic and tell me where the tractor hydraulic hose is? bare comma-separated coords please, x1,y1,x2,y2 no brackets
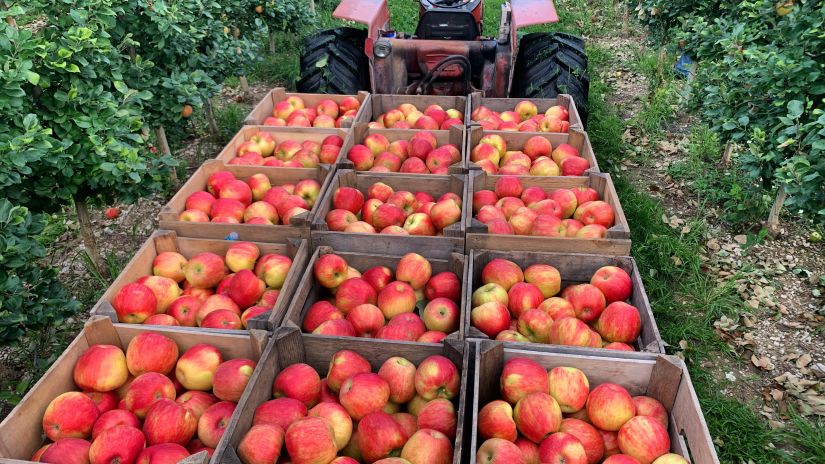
416,54,472,95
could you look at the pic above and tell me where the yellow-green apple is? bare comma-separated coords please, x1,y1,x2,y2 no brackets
212,358,255,402
422,298,460,333
477,438,527,464
124,372,176,418
575,200,614,228
326,349,372,392
538,432,587,464
548,317,592,347
477,205,506,224
509,207,538,235
185,252,226,289
365,133,391,155
595,302,642,344
496,330,530,342
273,363,321,408
474,190,499,213
563,283,606,322
507,283,544,318
152,252,187,283
136,443,190,464
548,189,578,218
139,276,181,313
253,253,292,289
520,187,547,207
333,186,365,214
224,242,259,273
238,424,284,464
335,277,378,313
357,411,409,462
471,301,510,338
253,397,307,430
375,281,415,319
482,258,524,291
478,400,517,441
514,392,563,443
113,283,157,324
576,224,608,238
178,209,210,222
313,253,349,288
303,301,344,333
308,402,352,450
652,454,688,464
175,344,222,391
84,391,118,414
176,391,218,421
500,357,549,404
74,344,129,392
348,144,375,170
339,372,390,420
401,428,453,464
414,355,459,400
548,367,590,413
142,398,197,445
471,143,501,165
376,357,417,404
424,271,460,301
395,253,432,289
563,218,584,236
523,136,552,160
586,383,635,431
346,303,385,337
207,171,236,196
530,157,561,176
514,101,538,120
126,333,178,376
37,438,89,464
559,419,604,464
197,401,235,448
89,425,145,464
524,264,561,298
590,266,632,303
632,396,668,428
326,208,358,231
417,398,456,439
517,308,554,343
617,416,670,464
42,392,99,440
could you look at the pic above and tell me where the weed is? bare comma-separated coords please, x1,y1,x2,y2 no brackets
213,102,250,144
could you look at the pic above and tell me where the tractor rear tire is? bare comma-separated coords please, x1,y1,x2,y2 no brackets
512,32,590,125
297,27,370,95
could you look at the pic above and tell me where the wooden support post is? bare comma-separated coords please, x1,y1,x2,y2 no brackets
309,0,315,14
239,76,250,101
74,197,108,279
154,125,179,187
721,142,734,166
203,100,220,136
269,31,276,54
766,186,787,237
622,3,629,37
657,46,666,85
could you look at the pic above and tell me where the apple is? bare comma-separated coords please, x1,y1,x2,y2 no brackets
559,419,604,464
430,198,461,230
223,242,259,273
495,176,523,198
591,266,632,303
176,390,218,421
73,344,129,393
595,302,642,344
416,398,456,439
538,432,588,464
617,416,670,464
308,402,352,451
211,358,255,403
237,424,284,464
89,425,145,464
178,209,210,222
421,298,460,333
414,355,459,400
563,283,607,322
401,428,453,464
357,412,409,463
471,143,501,166
112,283,157,324
476,438,527,464
184,252,226,289
84,391,118,415
335,277,378,314
151,252,187,284
333,186,365,214
313,253,349,288
530,157,560,176
561,156,590,176
393,412,418,439
372,203,405,230
126,333,178,377
327,349,372,392
576,224,608,238
496,330,530,342
253,397,307,430
143,398,197,445
632,396,668,428
478,400,517,441
562,218,584,236
575,200,615,228
326,209,358,231
507,282,544,318
547,317,592,347
600,430,621,458
548,367,590,413
273,362,321,408
195,295,240,326
514,392,562,443
482,259,524,291
175,344,222,391
523,136,552,160
395,253,432,290
471,302,510,338
42,392,99,440
312,317,355,336
500,357,549,404
124,372,176,418
509,207,537,235
377,356,417,405
652,455,689,464
521,264,561,298
197,401,235,448
586,383,635,431
517,308,554,343
345,303,384,337
474,190,499,213
339,372,390,420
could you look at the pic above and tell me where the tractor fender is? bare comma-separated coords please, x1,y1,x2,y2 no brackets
333,0,390,39
510,0,559,30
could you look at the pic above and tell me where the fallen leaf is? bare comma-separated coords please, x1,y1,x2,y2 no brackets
752,355,776,370
734,234,748,244
796,354,812,368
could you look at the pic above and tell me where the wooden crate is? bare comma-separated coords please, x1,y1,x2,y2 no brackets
213,328,470,464
310,169,467,258
470,341,719,464
243,87,369,126
0,316,269,464
464,170,631,255
466,92,584,131
355,94,469,125
159,160,333,241
280,245,468,340
90,230,309,331
464,249,664,354
337,123,466,175
465,126,600,174
215,125,348,166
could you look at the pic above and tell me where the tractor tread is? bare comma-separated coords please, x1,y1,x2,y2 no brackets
298,27,370,95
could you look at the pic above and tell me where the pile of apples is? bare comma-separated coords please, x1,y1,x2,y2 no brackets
111,241,292,330
476,357,686,464
227,129,345,167
238,349,460,464
178,170,321,226
325,183,462,236
474,176,615,239
33,332,257,463
347,131,461,174
263,95,362,128
471,101,571,133
470,133,590,176
369,102,464,130
470,258,642,350
302,252,462,342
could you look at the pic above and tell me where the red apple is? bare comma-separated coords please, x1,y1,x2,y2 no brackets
590,266,632,303
471,302,510,338
339,372,390,420
253,397,307,430
175,344,222,391
401,428,453,464
89,425,145,464
126,333,178,377
313,253,349,288
478,400,517,441
42,392,99,441
326,349,372,392
595,302,642,344
417,398,456,439
476,438,527,464
39,438,91,464
414,355,459,400
112,283,157,324
500,357,549,404
273,363,321,408
357,412,409,462
548,367,590,413
632,396,668,428
481,259,524,291
143,398,197,445
308,402,353,450
617,416,670,464
538,432,588,464
586,383,635,431
514,392,563,443
563,283,607,322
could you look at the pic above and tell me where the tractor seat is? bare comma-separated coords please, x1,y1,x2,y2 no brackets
415,9,481,40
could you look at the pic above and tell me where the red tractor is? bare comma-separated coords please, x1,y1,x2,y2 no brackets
297,0,590,123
